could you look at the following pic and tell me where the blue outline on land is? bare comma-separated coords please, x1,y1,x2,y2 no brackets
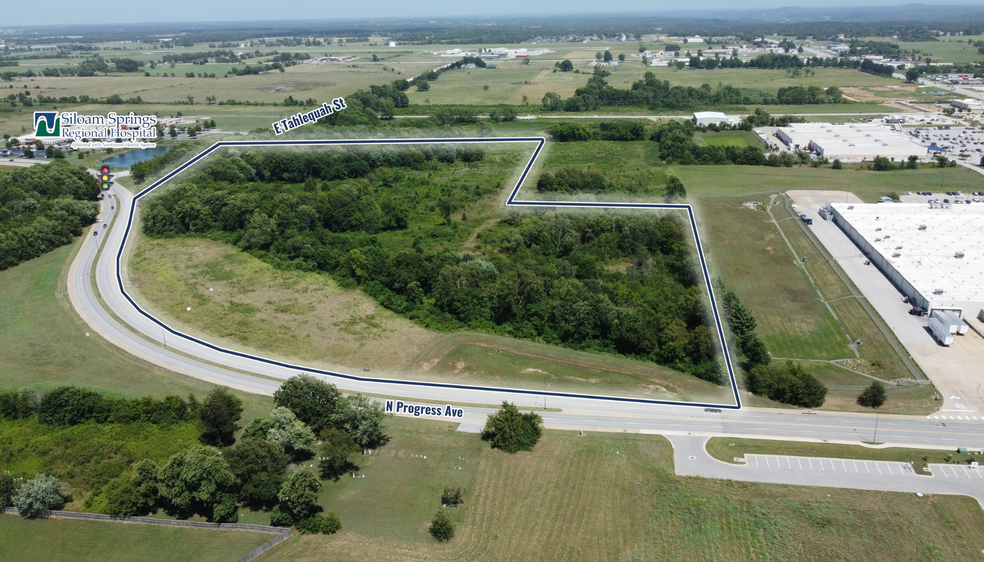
115,138,741,409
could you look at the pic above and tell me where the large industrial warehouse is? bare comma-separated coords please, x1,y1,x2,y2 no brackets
775,123,926,162
829,202,984,319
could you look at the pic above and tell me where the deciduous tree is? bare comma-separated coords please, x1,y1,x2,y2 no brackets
198,387,243,446
857,381,887,408
274,375,342,435
482,402,543,453
13,473,66,518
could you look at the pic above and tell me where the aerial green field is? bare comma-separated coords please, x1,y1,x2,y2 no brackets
863,35,984,64
0,517,277,562
524,139,984,202
0,239,271,421
670,164,984,201
771,197,925,383
696,197,850,361
695,130,760,147
259,418,984,562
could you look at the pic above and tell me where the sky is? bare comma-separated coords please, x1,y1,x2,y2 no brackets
3,0,982,27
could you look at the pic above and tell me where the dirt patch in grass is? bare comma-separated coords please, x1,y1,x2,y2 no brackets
842,85,917,102
128,237,437,372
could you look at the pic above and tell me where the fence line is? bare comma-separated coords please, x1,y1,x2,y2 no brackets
1,507,291,561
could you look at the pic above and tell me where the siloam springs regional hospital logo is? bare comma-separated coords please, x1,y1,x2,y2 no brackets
34,111,61,137
33,110,159,149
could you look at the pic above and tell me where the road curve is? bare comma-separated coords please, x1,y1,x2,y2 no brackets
67,178,984,453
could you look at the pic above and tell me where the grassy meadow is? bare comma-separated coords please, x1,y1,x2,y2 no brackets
255,418,984,562
0,517,277,562
0,238,272,420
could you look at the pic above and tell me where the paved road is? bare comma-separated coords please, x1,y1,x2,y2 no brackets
65,183,984,452
670,434,984,507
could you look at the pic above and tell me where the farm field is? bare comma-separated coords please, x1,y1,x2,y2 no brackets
258,418,984,562
0,517,276,562
0,237,271,420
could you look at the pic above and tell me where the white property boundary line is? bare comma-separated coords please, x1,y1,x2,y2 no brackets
113,137,740,410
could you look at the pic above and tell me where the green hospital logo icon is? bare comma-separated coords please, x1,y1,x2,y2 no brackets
33,112,61,137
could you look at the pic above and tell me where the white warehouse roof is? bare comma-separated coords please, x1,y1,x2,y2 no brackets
693,111,731,125
831,202,984,311
776,123,926,161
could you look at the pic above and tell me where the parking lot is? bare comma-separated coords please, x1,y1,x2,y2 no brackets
930,463,984,479
899,190,984,205
746,454,916,477
910,125,984,165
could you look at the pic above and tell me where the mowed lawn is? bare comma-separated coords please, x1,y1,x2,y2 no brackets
697,197,850,360
0,517,276,562
261,419,984,562
0,240,271,420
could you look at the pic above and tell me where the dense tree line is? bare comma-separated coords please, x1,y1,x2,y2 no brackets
1,376,383,531
860,59,896,78
543,71,748,112
773,85,844,105
0,162,100,271
544,119,769,167
541,69,857,113
141,151,722,383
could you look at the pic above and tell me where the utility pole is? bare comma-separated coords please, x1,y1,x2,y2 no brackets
873,413,880,444
162,329,166,348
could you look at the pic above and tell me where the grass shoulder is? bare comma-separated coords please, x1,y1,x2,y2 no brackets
0,516,276,562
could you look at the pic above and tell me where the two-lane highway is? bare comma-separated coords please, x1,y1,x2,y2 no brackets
67,183,984,452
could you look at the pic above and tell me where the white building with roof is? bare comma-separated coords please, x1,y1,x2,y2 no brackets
693,111,731,126
775,123,925,162
829,202,984,317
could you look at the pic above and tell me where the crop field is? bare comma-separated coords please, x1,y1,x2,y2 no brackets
261,420,984,562
0,517,276,562
0,237,271,419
